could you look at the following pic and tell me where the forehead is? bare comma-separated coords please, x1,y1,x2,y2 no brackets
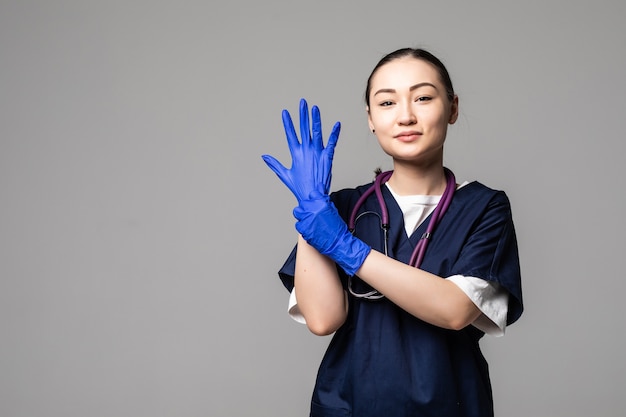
370,57,442,90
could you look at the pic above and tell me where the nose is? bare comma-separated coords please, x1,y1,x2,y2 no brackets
397,101,417,125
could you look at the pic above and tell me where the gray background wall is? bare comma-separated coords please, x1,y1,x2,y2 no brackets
1,1,624,416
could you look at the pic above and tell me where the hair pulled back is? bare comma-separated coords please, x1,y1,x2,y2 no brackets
365,48,455,107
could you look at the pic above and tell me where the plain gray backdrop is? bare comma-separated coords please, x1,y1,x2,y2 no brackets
1,1,625,416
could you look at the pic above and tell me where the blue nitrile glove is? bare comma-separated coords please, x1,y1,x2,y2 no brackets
293,191,371,276
261,98,340,202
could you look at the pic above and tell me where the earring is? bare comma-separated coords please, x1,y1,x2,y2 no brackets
372,129,376,133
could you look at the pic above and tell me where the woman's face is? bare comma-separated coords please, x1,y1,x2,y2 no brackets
367,57,458,166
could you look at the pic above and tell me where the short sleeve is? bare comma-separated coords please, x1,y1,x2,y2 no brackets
449,191,523,325
446,275,509,336
278,245,298,292
287,289,306,324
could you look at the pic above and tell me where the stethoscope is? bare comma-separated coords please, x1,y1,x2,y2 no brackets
346,168,456,300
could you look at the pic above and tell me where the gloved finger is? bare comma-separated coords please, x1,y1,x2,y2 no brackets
299,98,311,147
281,109,300,157
262,154,302,200
325,121,341,157
261,154,290,183
311,105,323,151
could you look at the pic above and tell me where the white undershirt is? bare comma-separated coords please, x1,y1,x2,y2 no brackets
288,181,509,337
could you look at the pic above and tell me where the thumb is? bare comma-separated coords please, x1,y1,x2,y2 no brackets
261,154,287,178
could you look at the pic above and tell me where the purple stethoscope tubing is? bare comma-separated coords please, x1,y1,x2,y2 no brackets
348,168,456,269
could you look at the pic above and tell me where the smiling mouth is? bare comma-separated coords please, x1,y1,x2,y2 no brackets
394,132,422,142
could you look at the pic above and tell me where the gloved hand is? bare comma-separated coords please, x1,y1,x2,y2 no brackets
261,98,340,202
294,191,371,276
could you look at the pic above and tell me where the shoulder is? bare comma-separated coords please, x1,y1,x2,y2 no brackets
449,181,516,229
456,181,512,210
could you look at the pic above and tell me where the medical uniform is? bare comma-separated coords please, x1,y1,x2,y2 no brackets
278,179,523,417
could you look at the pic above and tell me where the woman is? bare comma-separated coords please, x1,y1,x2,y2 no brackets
262,48,523,417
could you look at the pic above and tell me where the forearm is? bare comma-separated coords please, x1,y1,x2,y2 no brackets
356,250,481,330
294,235,348,335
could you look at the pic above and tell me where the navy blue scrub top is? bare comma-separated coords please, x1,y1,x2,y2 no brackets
278,180,523,417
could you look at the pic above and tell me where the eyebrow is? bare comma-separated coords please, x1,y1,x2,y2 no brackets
373,82,438,96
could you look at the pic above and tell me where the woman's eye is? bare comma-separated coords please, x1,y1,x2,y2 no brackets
380,101,394,107
416,96,432,102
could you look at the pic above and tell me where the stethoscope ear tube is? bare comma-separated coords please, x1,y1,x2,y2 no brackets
408,168,456,268
348,170,393,232
347,168,456,300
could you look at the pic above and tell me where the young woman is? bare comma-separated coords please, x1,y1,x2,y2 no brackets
262,48,523,417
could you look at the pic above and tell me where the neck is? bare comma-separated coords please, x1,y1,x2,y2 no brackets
386,162,447,196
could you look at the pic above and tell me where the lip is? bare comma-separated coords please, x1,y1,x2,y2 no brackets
394,131,422,142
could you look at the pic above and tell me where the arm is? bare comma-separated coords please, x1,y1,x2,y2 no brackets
293,196,481,330
294,242,481,332
294,235,348,335
356,251,481,330
292,193,484,330
294,185,523,331
262,99,348,335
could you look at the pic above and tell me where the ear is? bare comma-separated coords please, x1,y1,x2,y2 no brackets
448,95,459,124
366,106,375,132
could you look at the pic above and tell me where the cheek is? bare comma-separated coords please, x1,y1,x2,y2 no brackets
421,107,450,128
369,111,393,128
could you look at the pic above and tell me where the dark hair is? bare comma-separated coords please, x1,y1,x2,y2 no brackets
364,48,455,107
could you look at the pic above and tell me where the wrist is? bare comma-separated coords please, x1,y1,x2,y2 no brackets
294,196,371,276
